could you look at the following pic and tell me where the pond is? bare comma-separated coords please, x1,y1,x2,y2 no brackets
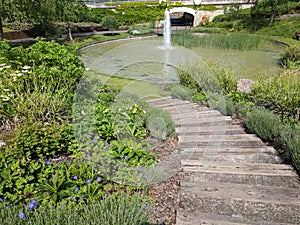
80,36,284,83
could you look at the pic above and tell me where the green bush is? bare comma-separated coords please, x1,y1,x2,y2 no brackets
244,108,282,142
170,85,194,101
282,125,300,171
250,69,300,120
0,40,84,125
216,98,235,116
281,46,300,68
144,106,175,140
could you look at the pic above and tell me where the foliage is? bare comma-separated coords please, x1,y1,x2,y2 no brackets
170,85,194,101
244,108,282,142
250,0,290,26
101,16,119,31
144,105,175,140
0,194,150,225
280,45,300,68
0,40,84,125
95,87,156,167
216,98,235,116
250,69,300,120
172,31,263,51
91,2,164,27
282,125,300,171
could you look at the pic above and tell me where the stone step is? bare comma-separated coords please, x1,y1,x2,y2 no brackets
178,134,263,148
180,181,300,224
176,125,245,134
176,210,284,225
145,96,172,104
181,161,299,187
180,146,279,154
171,112,232,121
178,134,260,143
181,151,282,164
176,118,232,127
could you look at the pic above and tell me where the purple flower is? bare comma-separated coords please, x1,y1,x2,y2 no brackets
74,187,79,193
125,156,130,161
19,211,26,219
46,160,50,165
80,195,84,199
86,178,92,184
72,175,78,180
97,177,101,183
120,157,124,161
93,137,97,143
53,154,57,159
28,199,38,210
103,194,108,199
0,198,3,202
72,196,76,201
142,204,146,209
6,204,10,208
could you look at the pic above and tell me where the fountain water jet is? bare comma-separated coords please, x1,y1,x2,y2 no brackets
163,8,171,49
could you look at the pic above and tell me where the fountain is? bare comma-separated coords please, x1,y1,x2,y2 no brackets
163,8,171,49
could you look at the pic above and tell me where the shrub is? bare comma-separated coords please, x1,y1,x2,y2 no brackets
250,69,300,120
282,125,300,171
170,85,194,101
280,46,300,69
244,108,282,142
0,194,150,225
144,106,175,139
216,98,235,116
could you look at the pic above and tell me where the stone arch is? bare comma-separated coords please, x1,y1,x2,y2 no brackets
169,7,196,27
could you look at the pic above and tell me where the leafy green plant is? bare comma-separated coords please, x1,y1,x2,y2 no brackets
215,98,235,116
282,125,300,171
244,108,282,142
144,106,175,139
170,85,194,101
281,46,300,69
250,69,300,120
0,194,150,225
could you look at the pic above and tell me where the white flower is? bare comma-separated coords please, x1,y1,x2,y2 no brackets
2,97,10,101
22,65,31,70
4,65,11,69
4,89,9,92
17,73,23,77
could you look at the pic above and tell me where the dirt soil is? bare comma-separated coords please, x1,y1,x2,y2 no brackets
148,137,181,225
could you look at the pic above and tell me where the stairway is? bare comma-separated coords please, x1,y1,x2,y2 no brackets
147,96,300,225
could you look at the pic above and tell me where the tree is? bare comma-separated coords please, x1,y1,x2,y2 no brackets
251,0,289,26
101,16,119,35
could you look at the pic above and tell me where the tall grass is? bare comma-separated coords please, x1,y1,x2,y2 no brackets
172,31,263,51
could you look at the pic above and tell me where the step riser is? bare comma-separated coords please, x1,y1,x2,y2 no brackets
179,196,300,224
177,130,246,135
181,172,299,188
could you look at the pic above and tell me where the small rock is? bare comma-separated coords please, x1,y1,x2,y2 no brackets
237,78,254,94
